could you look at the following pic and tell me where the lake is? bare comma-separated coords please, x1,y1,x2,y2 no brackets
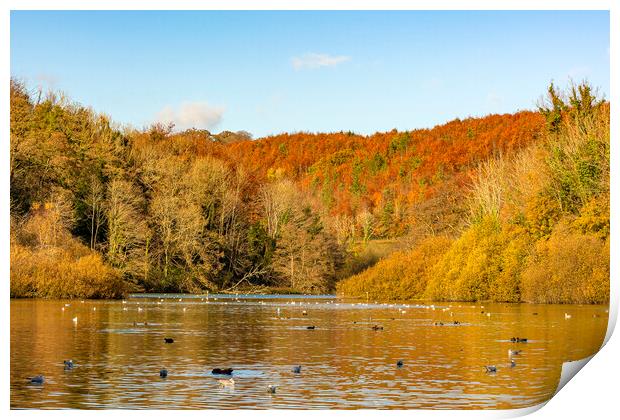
10,295,608,409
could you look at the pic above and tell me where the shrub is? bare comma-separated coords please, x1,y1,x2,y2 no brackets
10,238,128,299
336,236,452,300
520,223,609,304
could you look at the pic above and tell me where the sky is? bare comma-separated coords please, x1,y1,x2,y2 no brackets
10,10,610,138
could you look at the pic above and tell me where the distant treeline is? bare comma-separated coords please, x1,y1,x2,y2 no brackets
338,83,610,304
10,80,608,303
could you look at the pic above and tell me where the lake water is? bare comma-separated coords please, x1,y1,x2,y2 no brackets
10,295,608,409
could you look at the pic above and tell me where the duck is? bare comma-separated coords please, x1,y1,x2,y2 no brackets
218,378,235,387
302,310,308,316
508,349,522,357
306,326,316,330
63,360,74,370
396,360,404,368
164,338,174,344
267,384,277,394
292,365,302,373
212,368,234,375
510,337,528,343
565,313,572,319
72,317,78,323
160,369,168,378
371,325,384,331
510,359,516,368
28,375,44,384
485,365,497,373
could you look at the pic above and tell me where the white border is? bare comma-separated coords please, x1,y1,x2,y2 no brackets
2,2,617,419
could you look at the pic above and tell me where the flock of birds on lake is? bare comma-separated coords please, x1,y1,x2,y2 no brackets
25,297,607,392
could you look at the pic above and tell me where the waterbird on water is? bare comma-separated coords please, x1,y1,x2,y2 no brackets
510,337,528,343
212,368,234,375
510,360,516,368
306,326,316,330
164,338,174,343
64,360,74,370
267,384,277,394
160,369,168,378
565,313,572,319
485,366,497,373
292,365,302,373
28,375,44,384
397,360,404,368
218,378,235,387
508,349,522,357
72,316,78,323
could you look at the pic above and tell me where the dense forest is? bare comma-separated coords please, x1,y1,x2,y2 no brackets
9,80,609,303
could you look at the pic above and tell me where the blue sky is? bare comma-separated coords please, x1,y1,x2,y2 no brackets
11,11,610,138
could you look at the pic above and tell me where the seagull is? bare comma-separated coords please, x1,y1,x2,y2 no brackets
397,360,404,368
485,366,497,373
565,313,572,319
160,369,168,378
267,384,277,394
28,375,44,384
63,360,74,370
218,378,235,387
72,317,78,323
292,365,301,373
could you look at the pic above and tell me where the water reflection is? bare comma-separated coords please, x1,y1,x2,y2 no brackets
10,295,608,409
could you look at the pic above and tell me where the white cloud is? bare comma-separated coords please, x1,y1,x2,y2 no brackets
291,53,351,70
156,101,224,131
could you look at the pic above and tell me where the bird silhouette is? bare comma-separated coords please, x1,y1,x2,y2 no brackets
164,338,174,343
397,360,404,368
292,365,301,373
160,369,168,378
63,360,74,370
212,368,233,375
508,349,522,357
